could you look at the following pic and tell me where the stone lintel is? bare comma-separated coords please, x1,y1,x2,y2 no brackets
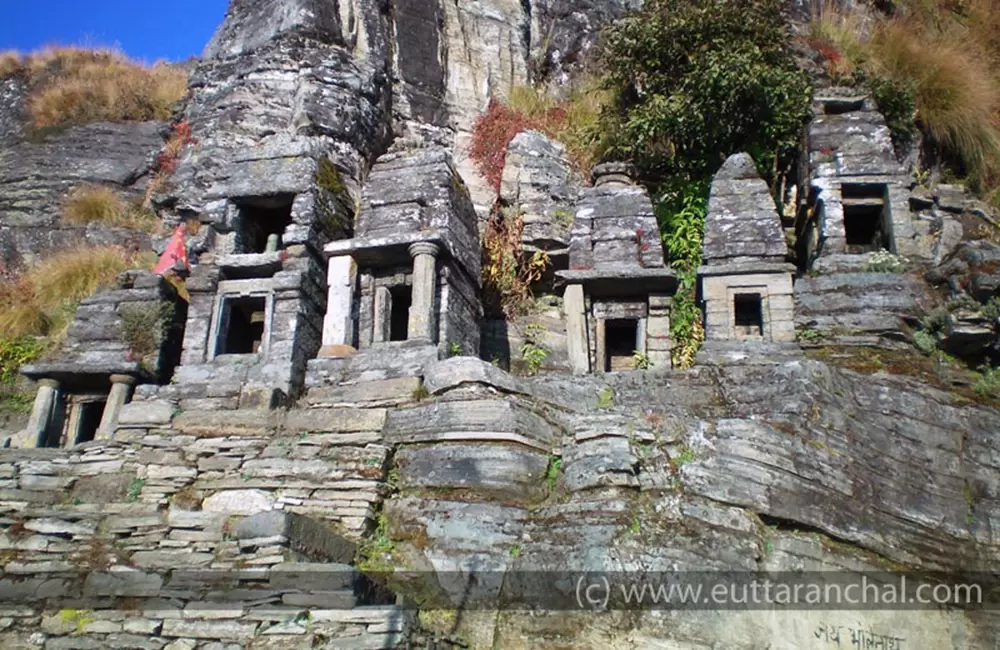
698,262,796,278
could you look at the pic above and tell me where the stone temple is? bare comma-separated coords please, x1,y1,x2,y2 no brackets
1,2,1000,649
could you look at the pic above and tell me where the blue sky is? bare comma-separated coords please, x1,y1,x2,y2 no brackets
0,0,230,62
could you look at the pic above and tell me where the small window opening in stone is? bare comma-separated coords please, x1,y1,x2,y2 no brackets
841,184,890,253
822,98,865,115
236,195,295,254
734,294,764,337
217,296,267,355
389,286,412,342
75,400,106,445
605,319,639,372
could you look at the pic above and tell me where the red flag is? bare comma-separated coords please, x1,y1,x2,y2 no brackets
154,224,190,276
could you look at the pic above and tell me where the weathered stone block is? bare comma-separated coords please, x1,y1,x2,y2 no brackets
283,408,387,433
396,443,549,501
384,399,558,450
233,512,355,563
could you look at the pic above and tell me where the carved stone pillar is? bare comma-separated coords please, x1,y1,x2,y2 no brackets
323,256,358,348
408,242,440,342
25,378,60,448
564,284,589,374
97,374,137,440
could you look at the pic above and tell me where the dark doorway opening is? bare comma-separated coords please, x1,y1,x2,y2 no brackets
841,184,890,253
389,286,412,342
217,296,267,355
236,195,295,254
734,294,764,337
75,400,106,444
605,319,638,372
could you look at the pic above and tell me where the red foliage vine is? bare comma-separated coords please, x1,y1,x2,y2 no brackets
469,100,539,193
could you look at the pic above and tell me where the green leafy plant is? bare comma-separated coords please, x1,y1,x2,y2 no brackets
126,477,145,502
518,324,549,376
669,445,697,470
867,72,918,152
597,386,615,409
629,515,641,536
632,350,652,370
356,512,396,574
545,456,562,492
982,296,1000,323
509,543,522,558
659,185,709,368
448,342,463,357
0,336,43,385
920,307,949,336
519,343,548,376
913,330,939,355
796,327,823,343
973,366,1000,398
482,206,551,319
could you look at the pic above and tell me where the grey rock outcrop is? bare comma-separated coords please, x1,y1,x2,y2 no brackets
500,130,581,264
0,122,164,265
795,272,934,345
0,75,25,145
203,0,346,60
529,0,641,84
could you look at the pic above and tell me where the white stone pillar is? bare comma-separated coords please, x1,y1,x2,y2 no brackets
322,256,358,347
595,319,608,374
373,286,392,343
408,242,440,343
97,374,136,440
564,284,589,375
25,379,59,448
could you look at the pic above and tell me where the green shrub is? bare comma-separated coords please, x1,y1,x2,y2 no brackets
119,301,174,370
973,366,1000,398
867,73,919,152
632,350,652,370
600,0,812,189
982,296,1000,323
659,185,709,368
913,330,939,355
0,336,43,385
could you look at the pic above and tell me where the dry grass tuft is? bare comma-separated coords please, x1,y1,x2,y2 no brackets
870,22,1000,186
811,2,1000,195
506,81,611,173
17,46,187,129
62,185,161,232
808,3,869,81
0,50,22,78
0,246,156,339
